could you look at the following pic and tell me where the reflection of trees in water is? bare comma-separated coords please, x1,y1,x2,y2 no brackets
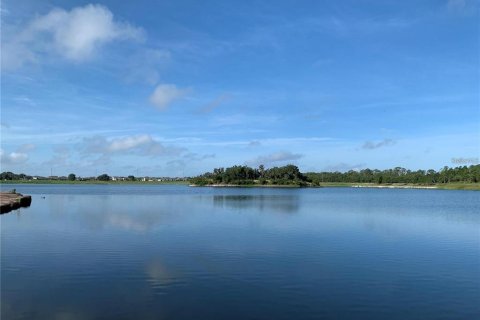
213,195,300,214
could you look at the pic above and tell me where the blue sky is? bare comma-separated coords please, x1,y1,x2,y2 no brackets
1,0,479,177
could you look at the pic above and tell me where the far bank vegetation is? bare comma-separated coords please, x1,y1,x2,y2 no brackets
190,164,480,187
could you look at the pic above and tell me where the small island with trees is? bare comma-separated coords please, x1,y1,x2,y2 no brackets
190,164,309,187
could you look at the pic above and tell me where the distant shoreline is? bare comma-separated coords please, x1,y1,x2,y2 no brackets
0,180,189,185
1,180,479,190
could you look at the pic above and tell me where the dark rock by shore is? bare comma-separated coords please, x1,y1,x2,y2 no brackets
0,191,32,214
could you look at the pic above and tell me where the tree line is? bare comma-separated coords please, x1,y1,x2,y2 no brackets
305,165,480,185
0,172,133,181
191,164,480,186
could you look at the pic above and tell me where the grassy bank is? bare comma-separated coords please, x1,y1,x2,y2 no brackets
435,183,480,190
319,182,480,190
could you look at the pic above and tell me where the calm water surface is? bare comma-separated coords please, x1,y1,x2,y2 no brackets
1,184,479,319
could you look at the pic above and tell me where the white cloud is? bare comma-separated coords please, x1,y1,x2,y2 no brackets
246,151,303,167
31,4,143,61
149,84,188,110
82,134,185,157
0,150,28,165
2,4,143,70
0,144,36,165
108,135,152,152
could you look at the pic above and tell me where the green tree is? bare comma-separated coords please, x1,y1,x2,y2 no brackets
377,175,383,184
0,172,15,180
97,174,111,181
258,165,265,178
68,173,76,181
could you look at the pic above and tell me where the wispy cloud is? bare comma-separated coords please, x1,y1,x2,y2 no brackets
17,143,36,153
2,4,143,70
355,94,474,110
183,152,215,161
210,114,280,127
123,48,171,85
246,151,303,167
81,134,186,157
362,139,396,150
446,0,478,14
43,145,71,167
198,93,231,113
447,0,466,10
13,96,36,106
249,140,261,147
149,84,189,110
177,137,333,147
0,4,9,16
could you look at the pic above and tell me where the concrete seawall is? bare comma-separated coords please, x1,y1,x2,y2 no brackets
0,192,32,214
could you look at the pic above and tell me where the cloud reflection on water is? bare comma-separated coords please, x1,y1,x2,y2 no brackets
146,259,179,287
71,195,183,233
213,195,300,214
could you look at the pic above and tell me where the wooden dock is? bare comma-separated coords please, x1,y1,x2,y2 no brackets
0,191,32,214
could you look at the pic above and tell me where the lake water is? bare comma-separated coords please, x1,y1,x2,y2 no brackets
1,184,479,319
